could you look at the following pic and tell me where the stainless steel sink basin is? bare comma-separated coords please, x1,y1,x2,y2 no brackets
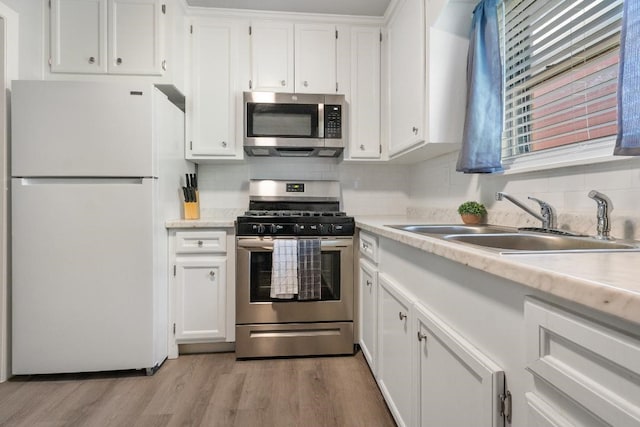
387,224,515,235
445,233,640,252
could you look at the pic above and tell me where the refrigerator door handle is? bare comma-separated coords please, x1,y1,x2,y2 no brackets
17,177,150,186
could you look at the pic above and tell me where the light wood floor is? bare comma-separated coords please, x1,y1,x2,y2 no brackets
0,351,396,427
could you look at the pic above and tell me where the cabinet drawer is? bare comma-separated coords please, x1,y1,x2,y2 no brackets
175,231,227,253
359,231,378,263
525,297,640,426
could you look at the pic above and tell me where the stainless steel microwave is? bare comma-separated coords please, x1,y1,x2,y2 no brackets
243,92,346,157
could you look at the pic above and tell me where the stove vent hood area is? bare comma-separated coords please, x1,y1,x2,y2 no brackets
243,91,346,158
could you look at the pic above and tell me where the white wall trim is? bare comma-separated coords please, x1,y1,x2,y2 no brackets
0,0,18,383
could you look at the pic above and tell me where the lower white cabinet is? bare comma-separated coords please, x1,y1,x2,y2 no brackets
174,257,226,341
377,273,414,427
359,258,378,373
525,297,640,426
415,302,506,427
168,228,235,358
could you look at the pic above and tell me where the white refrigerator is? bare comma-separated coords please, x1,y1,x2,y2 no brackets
11,80,193,375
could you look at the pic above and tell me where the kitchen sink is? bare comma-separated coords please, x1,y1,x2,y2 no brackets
387,224,515,235
444,233,640,253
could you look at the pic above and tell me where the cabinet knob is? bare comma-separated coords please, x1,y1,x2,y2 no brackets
116,57,123,65
88,56,96,64
366,280,372,287
209,271,216,278
362,242,369,249
197,240,203,247
303,80,309,87
417,331,427,342
360,144,365,150
221,141,227,148
281,80,286,86
412,126,419,135
399,312,407,321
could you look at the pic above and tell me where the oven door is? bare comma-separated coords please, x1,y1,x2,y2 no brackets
236,237,354,324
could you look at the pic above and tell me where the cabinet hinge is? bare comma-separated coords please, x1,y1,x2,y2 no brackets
249,25,252,36
190,141,193,150
380,31,383,42
379,145,382,154
161,4,166,14
190,25,193,34
173,323,176,335
336,82,339,93
499,390,512,423
335,29,338,39
249,80,252,90
173,264,176,276
48,57,52,67
48,0,51,8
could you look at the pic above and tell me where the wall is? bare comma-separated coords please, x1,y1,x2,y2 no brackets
408,151,640,239
197,158,411,217
1,0,43,79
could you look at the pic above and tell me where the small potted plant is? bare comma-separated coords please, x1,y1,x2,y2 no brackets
457,201,487,224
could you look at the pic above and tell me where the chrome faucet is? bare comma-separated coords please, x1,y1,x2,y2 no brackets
496,192,556,229
588,190,612,240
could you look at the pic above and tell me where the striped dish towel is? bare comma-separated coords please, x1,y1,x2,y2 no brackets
270,239,298,299
298,239,321,300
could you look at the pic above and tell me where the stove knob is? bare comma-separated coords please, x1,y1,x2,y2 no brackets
294,224,302,235
330,224,344,234
270,224,278,234
255,224,266,234
318,224,326,234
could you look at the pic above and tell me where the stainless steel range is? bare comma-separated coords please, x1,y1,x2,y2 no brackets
235,180,355,359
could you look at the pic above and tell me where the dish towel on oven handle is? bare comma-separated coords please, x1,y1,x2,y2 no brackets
298,239,321,300
270,239,298,299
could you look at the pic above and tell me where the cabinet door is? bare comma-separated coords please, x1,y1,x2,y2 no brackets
377,274,413,427
387,0,425,156
294,24,337,94
108,0,162,75
188,20,239,158
175,257,227,342
359,259,378,373
50,0,108,73
415,302,505,427
348,26,381,159
250,22,294,92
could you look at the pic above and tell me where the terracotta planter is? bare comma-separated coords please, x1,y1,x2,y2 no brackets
460,214,484,225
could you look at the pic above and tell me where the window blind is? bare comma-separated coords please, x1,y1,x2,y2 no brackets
499,0,623,160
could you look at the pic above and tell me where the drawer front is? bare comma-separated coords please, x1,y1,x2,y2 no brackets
175,231,227,253
359,231,378,263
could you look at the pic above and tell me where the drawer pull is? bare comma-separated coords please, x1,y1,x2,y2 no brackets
417,331,427,342
209,271,216,278
197,240,203,247
399,312,407,321
366,280,372,287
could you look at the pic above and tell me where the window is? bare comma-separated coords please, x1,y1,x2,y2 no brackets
499,0,624,170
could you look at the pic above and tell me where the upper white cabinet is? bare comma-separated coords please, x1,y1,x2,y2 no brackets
385,0,473,161
187,18,243,160
387,0,425,157
294,24,337,94
249,21,295,92
250,21,339,94
50,0,164,75
346,26,382,160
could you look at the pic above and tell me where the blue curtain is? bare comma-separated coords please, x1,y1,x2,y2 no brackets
614,0,640,156
456,0,503,173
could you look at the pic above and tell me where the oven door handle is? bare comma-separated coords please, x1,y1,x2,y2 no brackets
237,239,352,249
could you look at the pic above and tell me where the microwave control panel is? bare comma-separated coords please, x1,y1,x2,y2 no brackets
325,105,342,139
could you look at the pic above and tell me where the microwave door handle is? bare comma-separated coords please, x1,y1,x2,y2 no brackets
318,103,324,138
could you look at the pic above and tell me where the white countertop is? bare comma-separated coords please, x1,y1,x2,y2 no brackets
165,218,236,228
356,215,640,326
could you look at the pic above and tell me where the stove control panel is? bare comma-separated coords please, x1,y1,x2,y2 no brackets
239,221,354,236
